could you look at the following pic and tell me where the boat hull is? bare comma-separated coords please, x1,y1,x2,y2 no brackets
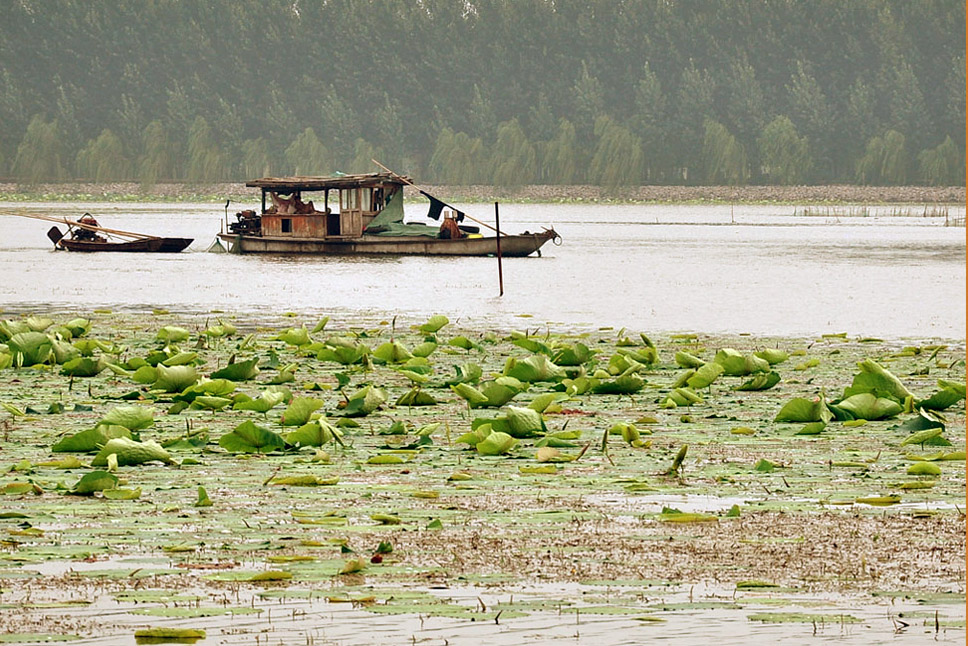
216,231,557,257
57,237,193,253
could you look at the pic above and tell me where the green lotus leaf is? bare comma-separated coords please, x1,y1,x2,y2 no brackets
153,364,198,392
528,392,568,413
918,385,965,411
396,387,437,407
51,339,81,364
476,431,517,455
156,326,190,343
52,426,132,453
24,315,53,331
210,357,260,381
102,487,141,500
713,348,769,376
373,341,413,364
0,319,31,341
504,354,565,383
131,365,158,384
286,419,341,447
899,427,944,447
72,470,119,495
64,318,91,337
162,351,198,366
92,438,173,466
190,396,233,411
195,486,213,507
234,389,287,413
611,422,641,445
843,359,912,401
795,421,827,435
774,396,830,423
591,374,645,395
478,377,527,407
418,314,449,334
0,352,11,370
61,357,105,377
450,382,489,406
457,425,492,446
277,327,311,346
341,385,387,417
181,378,238,399
512,337,553,356
316,343,369,365
445,363,483,386
219,421,286,453
907,461,941,476
552,342,594,366
447,335,480,350
673,351,704,368
832,393,902,420
99,405,156,431
734,371,781,391
685,362,724,389
281,396,323,426
753,348,788,365
500,406,545,438
411,341,437,358
134,627,205,642
8,332,53,366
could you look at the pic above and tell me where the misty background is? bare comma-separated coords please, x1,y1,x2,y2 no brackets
1,0,964,188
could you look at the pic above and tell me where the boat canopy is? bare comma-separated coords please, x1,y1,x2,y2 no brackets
246,172,407,192
364,190,437,238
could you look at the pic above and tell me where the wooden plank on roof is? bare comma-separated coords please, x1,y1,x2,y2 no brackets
246,173,409,191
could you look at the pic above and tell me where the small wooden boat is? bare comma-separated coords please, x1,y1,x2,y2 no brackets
217,164,560,257
19,213,195,253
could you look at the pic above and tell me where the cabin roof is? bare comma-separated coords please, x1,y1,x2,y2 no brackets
246,172,408,191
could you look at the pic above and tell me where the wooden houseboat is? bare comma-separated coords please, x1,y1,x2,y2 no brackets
217,172,559,256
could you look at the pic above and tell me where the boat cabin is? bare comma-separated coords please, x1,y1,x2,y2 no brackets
241,173,408,239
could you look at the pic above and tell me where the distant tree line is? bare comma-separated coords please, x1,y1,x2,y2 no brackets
1,0,963,187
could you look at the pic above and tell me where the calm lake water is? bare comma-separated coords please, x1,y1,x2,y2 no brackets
0,200,963,340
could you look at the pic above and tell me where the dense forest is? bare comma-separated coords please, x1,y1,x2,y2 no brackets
0,0,964,187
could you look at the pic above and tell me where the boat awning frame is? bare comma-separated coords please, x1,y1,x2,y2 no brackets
246,173,408,192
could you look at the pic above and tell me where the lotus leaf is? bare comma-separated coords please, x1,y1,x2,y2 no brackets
753,348,789,365
162,351,198,366
51,339,81,364
92,438,173,466
61,357,105,377
734,371,781,391
234,389,287,413
667,387,702,406
218,421,286,453
8,332,53,366
713,348,769,376
450,383,488,409
528,392,568,413
100,405,156,431
774,397,830,423
675,351,705,368
63,318,91,337
504,354,565,382
418,314,449,333
412,341,437,358
281,396,323,426
373,341,413,364
591,374,645,395
52,426,132,453
505,406,547,437
156,326,190,343
210,357,260,381
754,459,776,472
72,470,118,494
552,343,594,366
686,362,724,389
832,393,902,420
447,335,479,350
476,431,517,455
796,421,826,435
457,425,492,445
899,427,944,447
191,396,233,411
132,365,158,384
843,359,912,401
103,487,141,500
907,462,941,476
397,387,437,406
317,343,369,365
277,327,311,346
341,385,387,417
0,353,11,370
918,383,965,411
286,419,341,447
153,364,198,392
610,422,640,445
368,454,406,464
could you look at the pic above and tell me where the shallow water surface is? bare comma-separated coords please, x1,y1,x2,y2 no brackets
0,201,963,339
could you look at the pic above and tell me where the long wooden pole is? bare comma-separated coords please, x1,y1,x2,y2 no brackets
495,201,504,296
371,159,507,236
10,212,157,240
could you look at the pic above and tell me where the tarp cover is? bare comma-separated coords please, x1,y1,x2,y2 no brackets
364,190,438,237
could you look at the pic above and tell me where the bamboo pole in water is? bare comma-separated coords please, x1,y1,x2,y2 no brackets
9,212,158,239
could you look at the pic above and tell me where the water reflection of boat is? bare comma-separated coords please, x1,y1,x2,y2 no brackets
24,213,193,253
217,166,560,257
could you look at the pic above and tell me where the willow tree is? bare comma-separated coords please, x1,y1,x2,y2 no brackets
12,115,68,181
76,128,128,181
856,130,907,185
428,127,486,185
757,116,811,185
240,138,272,179
490,118,537,188
284,128,330,176
139,120,176,184
917,136,960,186
589,116,644,190
186,116,227,182
538,119,579,185
701,119,748,185
349,138,382,174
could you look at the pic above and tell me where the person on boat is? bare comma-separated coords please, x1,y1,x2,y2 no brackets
438,211,464,239
74,213,106,242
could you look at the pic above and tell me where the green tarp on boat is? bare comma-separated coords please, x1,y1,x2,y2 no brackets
364,190,438,237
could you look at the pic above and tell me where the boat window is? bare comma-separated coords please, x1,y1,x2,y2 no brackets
281,218,292,233
361,188,372,211
341,189,359,210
